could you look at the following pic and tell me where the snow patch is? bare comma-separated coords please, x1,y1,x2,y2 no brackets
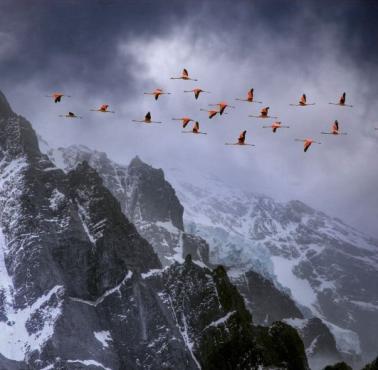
204,311,236,331
0,226,64,361
67,359,112,370
306,335,319,357
323,320,361,356
155,221,180,235
141,268,165,279
283,317,308,331
49,188,65,211
94,331,112,348
70,270,132,307
271,256,318,311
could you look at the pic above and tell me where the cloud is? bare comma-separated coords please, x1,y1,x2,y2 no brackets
0,32,18,61
1,0,378,236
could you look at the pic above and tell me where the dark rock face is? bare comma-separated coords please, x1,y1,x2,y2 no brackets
182,233,210,266
126,156,184,231
255,321,309,370
361,357,378,370
43,144,210,267
233,269,304,325
232,270,343,369
151,257,309,370
323,362,353,370
302,318,341,359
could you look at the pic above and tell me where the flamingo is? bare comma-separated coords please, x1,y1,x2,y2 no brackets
90,104,115,113
295,138,321,152
132,111,162,124
262,121,289,133
290,94,315,106
45,92,71,103
182,121,207,135
184,88,210,100
249,107,277,119
329,92,353,107
235,88,262,104
58,112,82,119
144,88,171,100
208,101,235,115
200,109,220,119
172,117,195,128
321,120,347,135
170,68,198,81
225,130,254,146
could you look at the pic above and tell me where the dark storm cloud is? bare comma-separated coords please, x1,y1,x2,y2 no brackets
1,0,378,236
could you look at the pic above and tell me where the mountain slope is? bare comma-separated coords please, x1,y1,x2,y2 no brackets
41,143,208,267
43,141,378,363
166,168,378,361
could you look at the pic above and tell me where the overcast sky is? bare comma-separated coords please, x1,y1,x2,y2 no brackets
1,0,378,236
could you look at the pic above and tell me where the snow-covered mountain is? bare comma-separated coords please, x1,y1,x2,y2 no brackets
42,141,378,366
0,89,313,369
165,167,378,362
40,141,209,268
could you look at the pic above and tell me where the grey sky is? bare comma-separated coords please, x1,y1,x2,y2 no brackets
1,0,378,236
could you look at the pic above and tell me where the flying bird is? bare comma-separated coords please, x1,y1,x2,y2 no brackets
171,68,198,81
182,121,207,135
321,120,347,135
90,104,115,113
58,112,82,119
295,138,321,152
184,88,210,100
235,88,262,103
208,101,235,115
249,107,277,119
144,88,171,100
290,94,315,106
172,117,195,128
200,109,219,119
225,130,254,146
132,111,162,124
262,121,290,133
45,92,71,103
328,92,353,107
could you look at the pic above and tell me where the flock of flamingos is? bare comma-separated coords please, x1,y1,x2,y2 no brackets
46,68,377,152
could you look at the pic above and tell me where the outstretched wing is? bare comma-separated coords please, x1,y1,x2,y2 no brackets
238,130,246,144
339,92,346,104
182,118,191,128
261,107,269,116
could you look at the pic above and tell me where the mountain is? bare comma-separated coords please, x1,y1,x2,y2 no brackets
41,142,208,268
0,89,311,369
42,142,378,365
165,168,378,363
41,144,352,368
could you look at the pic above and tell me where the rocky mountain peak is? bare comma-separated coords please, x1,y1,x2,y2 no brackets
0,90,13,118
